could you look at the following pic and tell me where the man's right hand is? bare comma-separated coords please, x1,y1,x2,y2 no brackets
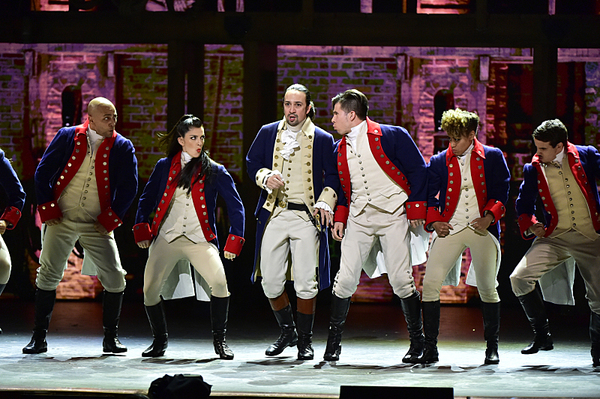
137,240,151,249
528,222,546,238
265,174,285,190
432,221,453,238
45,217,63,226
332,222,345,241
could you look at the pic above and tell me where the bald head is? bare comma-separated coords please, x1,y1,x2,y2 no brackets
87,97,115,115
87,97,117,138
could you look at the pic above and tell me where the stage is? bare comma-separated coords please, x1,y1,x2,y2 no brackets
0,298,598,398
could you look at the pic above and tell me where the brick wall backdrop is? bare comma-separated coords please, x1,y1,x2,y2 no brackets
584,61,600,145
119,47,169,179
278,47,399,139
204,45,244,182
1,42,599,301
0,50,26,172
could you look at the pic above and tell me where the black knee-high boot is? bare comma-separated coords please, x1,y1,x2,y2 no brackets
518,288,553,354
418,300,440,364
211,296,234,360
102,291,127,353
266,304,298,356
481,301,500,364
400,292,425,363
142,301,168,357
297,312,315,360
23,289,56,354
323,295,351,361
590,311,600,367
0,283,5,334
296,297,316,360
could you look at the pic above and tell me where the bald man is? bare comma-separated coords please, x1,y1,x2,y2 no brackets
23,97,138,354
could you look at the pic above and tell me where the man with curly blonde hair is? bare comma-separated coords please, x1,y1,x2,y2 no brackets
421,108,510,364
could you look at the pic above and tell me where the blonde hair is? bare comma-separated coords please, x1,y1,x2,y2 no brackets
441,108,479,140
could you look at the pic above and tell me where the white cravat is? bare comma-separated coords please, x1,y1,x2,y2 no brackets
456,141,474,166
181,150,192,167
87,128,103,156
548,150,565,168
281,123,302,161
345,120,366,149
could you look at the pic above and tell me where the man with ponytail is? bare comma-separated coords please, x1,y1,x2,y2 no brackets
246,84,339,360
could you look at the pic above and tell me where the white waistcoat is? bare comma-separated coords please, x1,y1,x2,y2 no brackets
160,186,206,244
347,129,407,217
58,137,101,221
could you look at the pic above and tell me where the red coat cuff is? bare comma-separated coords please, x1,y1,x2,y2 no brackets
38,201,63,223
334,205,349,225
223,234,245,256
518,214,538,240
1,206,22,229
425,207,443,233
97,207,123,233
483,199,506,224
406,201,427,220
133,222,153,243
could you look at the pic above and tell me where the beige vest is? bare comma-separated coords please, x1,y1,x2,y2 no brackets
160,186,205,243
545,157,597,239
58,136,101,222
271,133,308,220
347,127,407,217
257,119,337,220
448,150,481,234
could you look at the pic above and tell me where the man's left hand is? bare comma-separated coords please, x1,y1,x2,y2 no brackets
410,219,425,228
470,214,494,233
94,221,109,235
224,251,236,260
0,220,6,235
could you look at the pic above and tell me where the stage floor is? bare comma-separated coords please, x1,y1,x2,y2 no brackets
0,297,598,398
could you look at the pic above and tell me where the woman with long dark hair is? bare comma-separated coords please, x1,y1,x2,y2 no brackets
133,114,245,359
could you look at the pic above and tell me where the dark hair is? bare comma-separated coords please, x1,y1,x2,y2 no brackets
331,89,369,120
284,83,315,120
157,114,213,192
532,119,568,148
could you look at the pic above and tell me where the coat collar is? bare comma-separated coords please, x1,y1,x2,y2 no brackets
532,141,579,166
365,118,382,136
446,138,486,166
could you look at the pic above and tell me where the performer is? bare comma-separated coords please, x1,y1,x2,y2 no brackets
246,84,338,360
134,114,245,359
510,119,600,367
0,148,26,334
421,109,510,365
23,97,138,354
325,89,427,363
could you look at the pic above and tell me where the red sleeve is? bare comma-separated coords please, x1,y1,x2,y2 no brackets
96,207,123,233
37,201,63,223
334,205,349,225
406,201,427,220
133,222,153,243
223,234,245,256
0,206,22,229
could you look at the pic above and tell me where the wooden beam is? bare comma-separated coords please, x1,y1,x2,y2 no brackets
2,12,600,48
533,43,558,127
186,42,205,120
167,41,185,132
